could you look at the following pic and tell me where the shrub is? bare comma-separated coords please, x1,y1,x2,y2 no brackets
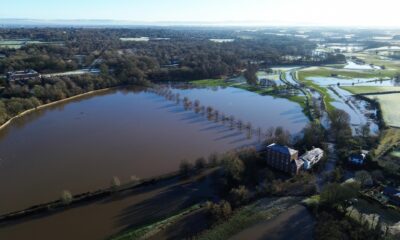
229,185,250,207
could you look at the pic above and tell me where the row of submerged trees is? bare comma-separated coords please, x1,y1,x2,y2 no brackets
149,85,267,142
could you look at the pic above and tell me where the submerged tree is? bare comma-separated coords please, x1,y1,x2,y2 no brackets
229,116,235,130
246,122,252,139
61,190,73,205
111,176,121,191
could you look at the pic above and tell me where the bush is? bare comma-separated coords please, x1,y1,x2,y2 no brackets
206,200,232,221
229,185,250,207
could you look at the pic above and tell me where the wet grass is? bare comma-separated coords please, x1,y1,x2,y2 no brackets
190,79,232,87
197,197,300,240
110,204,202,240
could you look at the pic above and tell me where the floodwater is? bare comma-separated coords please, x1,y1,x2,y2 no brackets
0,86,308,215
328,87,379,134
344,61,381,70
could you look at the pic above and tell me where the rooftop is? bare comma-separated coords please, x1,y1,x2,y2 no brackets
267,143,298,156
301,148,324,162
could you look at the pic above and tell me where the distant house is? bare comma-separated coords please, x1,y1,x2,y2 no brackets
265,143,302,175
300,147,324,170
383,187,400,206
7,69,41,82
349,150,369,165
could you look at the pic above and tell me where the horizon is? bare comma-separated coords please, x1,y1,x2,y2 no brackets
1,0,400,28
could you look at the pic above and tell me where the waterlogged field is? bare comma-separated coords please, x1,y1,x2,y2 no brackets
342,86,400,95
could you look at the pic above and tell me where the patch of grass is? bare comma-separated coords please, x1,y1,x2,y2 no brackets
233,84,307,109
374,128,400,158
198,197,300,240
190,79,232,87
303,195,320,207
110,204,201,240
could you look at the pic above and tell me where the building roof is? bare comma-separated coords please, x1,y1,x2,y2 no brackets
267,143,298,156
300,148,324,162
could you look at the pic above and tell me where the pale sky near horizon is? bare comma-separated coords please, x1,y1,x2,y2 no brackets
1,0,400,27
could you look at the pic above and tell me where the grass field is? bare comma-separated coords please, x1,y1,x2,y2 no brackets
198,197,301,240
341,86,400,95
110,204,201,240
367,93,400,127
190,79,232,87
298,66,389,80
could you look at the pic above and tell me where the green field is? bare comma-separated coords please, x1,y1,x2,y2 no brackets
0,40,61,49
367,93,400,127
341,86,400,95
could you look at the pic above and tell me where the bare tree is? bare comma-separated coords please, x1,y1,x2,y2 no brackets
207,106,214,120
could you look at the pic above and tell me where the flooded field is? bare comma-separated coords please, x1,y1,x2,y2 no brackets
0,86,308,215
307,76,399,87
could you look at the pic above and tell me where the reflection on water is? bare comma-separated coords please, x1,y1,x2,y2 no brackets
0,86,308,214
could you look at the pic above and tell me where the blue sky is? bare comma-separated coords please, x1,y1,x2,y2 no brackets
1,0,400,27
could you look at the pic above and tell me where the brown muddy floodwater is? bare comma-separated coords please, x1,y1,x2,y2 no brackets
0,86,308,215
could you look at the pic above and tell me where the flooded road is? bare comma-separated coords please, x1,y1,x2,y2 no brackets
0,87,308,214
